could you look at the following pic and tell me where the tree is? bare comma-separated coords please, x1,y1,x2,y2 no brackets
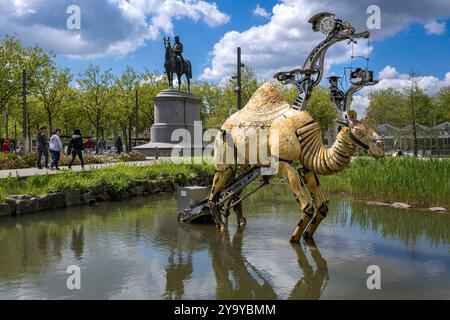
307,87,339,132
435,86,450,122
35,64,72,133
59,87,89,136
279,84,338,131
112,66,140,152
366,88,406,126
402,77,435,156
0,34,53,144
0,35,25,116
77,65,114,143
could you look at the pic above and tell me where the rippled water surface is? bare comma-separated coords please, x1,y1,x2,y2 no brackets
0,185,449,299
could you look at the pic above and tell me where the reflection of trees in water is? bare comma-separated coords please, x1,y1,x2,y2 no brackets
335,200,450,247
161,223,328,300
163,251,193,300
71,225,84,261
0,200,165,283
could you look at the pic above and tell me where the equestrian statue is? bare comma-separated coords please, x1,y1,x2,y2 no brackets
164,36,192,91
206,12,385,242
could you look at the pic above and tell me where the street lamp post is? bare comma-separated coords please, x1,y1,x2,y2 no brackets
5,102,8,140
22,69,28,153
232,47,245,110
135,87,139,147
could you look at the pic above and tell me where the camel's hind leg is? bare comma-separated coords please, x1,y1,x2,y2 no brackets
233,165,251,228
279,162,314,242
208,163,233,231
302,169,329,239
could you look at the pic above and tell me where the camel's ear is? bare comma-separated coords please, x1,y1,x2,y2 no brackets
348,110,357,123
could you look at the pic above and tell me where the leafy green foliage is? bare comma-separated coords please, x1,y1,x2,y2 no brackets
367,86,449,127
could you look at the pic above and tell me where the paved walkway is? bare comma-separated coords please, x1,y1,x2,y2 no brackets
0,160,156,179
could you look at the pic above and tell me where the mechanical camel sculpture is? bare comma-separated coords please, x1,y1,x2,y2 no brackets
180,13,385,242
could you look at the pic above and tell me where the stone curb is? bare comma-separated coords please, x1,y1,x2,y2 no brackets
0,173,212,218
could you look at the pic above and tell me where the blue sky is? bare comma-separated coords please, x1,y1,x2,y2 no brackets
1,0,450,112
54,0,282,79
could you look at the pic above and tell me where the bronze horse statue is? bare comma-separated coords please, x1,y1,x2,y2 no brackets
164,37,192,92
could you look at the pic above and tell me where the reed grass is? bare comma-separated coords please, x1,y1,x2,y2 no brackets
320,157,450,207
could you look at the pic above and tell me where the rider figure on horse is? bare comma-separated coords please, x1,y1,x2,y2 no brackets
173,36,184,73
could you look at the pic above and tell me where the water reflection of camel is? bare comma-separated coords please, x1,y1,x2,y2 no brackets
289,239,328,300
160,223,328,300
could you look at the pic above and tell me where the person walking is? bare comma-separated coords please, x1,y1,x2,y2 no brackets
97,138,106,154
49,129,63,170
85,138,94,154
67,129,85,170
37,126,49,169
1,139,10,153
115,137,123,154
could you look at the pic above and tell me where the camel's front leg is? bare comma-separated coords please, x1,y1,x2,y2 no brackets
278,162,314,243
301,169,329,239
208,164,233,231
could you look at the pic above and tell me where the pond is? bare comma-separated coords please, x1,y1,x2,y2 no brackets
0,184,449,299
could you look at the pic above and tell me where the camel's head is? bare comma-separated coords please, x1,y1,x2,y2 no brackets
347,110,384,159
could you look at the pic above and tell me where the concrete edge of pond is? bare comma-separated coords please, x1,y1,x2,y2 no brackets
0,173,213,218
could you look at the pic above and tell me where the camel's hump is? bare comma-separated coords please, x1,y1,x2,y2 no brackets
222,82,291,129
243,82,288,113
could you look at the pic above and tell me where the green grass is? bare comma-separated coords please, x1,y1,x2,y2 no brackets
0,161,215,202
320,157,450,207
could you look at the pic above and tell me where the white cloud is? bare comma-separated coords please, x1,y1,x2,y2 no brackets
352,66,450,114
424,20,446,35
253,4,271,19
201,0,450,82
378,65,399,79
0,0,230,58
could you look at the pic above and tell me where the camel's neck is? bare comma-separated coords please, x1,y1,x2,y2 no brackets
297,123,356,175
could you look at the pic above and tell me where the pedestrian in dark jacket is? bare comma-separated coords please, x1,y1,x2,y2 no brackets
37,126,49,169
67,129,85,169
115,137,123,154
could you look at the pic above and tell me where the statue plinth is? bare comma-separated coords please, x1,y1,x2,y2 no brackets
134,89,204,157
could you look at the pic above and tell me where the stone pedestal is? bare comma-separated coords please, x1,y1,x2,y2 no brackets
134,89,204,157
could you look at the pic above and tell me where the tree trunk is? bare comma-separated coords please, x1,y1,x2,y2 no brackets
412,120,418,157
121,126,128,152
48,114,53,135
128,116,132,153
95,112,100,153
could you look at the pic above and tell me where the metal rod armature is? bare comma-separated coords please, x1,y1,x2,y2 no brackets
274,12,370,111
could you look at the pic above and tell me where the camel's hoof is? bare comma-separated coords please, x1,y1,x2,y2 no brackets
237,218,247,229
216,223,227,232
